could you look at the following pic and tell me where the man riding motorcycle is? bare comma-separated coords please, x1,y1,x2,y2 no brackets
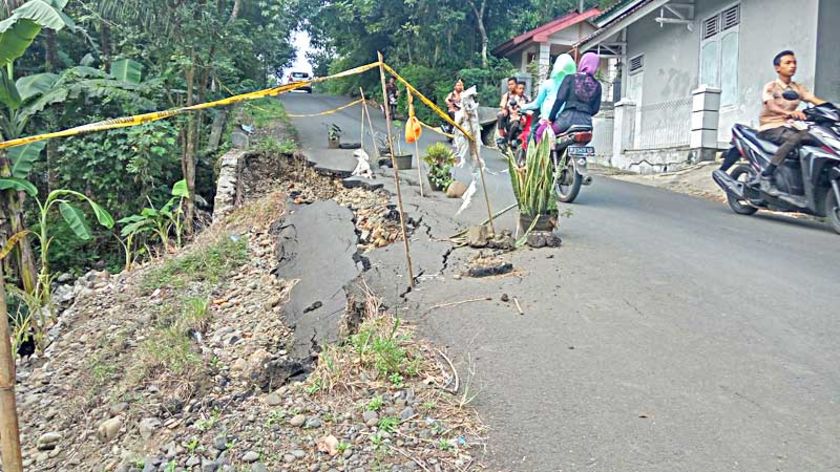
756,50,826,199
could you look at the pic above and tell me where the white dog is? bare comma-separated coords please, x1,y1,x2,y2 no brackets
351,149,373,179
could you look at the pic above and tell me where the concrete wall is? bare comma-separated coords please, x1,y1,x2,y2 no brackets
816,0,840,102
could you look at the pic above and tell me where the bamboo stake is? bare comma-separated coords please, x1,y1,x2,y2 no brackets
359,88,378,158
377,52,415,288
0,265,23,472
407,91,425,197
415,139,424,197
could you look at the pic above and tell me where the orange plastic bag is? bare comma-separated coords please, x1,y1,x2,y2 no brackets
405,116,422,143
405,91,422,143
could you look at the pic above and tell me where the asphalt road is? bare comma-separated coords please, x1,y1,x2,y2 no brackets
281,93,840,472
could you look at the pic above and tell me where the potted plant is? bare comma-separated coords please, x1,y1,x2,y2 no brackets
507,128,560,234
390,121,413,170
422,142,455,191
327,123,342,148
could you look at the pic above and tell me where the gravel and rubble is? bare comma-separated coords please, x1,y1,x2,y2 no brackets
8,135,483,471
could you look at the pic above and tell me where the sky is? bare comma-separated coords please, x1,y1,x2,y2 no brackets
288,30,313,74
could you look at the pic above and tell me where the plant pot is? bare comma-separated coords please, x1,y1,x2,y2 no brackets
519,213,556,232
429,180,445,191
393,154,413,170
328,136,340,148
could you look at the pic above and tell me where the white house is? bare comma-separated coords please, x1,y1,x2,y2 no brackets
577,0,840,173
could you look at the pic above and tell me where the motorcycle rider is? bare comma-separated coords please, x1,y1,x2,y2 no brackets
496,77,518,145
507,81,530,146
757,50,825,196
547,52,602,135
524,53,577,143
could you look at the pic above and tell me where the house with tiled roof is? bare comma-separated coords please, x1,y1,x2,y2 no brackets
575,0,840,173
492,8,601,79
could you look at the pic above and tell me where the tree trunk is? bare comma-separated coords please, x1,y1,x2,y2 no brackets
44,29,59,72
228,0,241,24
0,152,36,295
182,54,197,233
467,0,489,68
0,265,23,472
100,22,112,68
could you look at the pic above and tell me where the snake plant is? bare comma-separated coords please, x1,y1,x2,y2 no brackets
507,127,557,217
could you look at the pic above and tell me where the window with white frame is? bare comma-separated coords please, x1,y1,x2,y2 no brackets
699,4,740,106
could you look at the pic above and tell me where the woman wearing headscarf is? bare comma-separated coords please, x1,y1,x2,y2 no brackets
547,52,602,135
525,54,577,142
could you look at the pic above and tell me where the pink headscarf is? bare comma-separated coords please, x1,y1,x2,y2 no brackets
578,52,600,75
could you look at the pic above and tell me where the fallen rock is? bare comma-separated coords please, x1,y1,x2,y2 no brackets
138,417,161,441
465,225,489,248
317,435,339,456
265,393,283,406
242,451,260,463
289,414,307,427
304,416,322,429
399,407,414,421
526,230,561,248
37,432,62,451
97,416,124,442
446,181,468,198
466,255,514,278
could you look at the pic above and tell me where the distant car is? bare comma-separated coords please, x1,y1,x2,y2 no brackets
286,71,312,93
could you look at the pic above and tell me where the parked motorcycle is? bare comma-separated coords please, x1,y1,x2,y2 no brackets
712,102,840,234
552,124,595,203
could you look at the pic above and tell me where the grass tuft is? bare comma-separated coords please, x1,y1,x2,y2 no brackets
141,235,248,292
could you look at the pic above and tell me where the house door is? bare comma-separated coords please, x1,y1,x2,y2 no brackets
626,71,643,149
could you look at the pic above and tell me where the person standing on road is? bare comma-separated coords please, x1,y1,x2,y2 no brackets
386,76,400,119
446,79,464,123
756,50,825,196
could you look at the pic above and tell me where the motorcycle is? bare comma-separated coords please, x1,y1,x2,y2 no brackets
712,101,840,234
552,124,595,203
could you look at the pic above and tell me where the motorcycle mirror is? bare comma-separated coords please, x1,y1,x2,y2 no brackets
782,89,800,101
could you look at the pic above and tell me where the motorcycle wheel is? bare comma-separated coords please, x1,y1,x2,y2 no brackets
826,189,840,235
727,165,759,215
555,155,582,203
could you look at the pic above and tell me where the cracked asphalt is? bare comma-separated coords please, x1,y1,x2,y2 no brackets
281,92,840,472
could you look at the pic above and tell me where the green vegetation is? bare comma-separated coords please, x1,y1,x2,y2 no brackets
140,234,248,292
366,395,384,412
302,0,608,123
422,143,455,191
507,130,557,218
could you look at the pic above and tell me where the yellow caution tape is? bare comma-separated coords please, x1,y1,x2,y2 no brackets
0,61,382,150
285,98,364,118
381,62,475,143
418,119,455,139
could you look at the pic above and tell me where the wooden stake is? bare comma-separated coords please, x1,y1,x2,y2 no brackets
377,52,416,288
0,265,23,472
407,91,425,197
470,139,495,235
359,88,377,151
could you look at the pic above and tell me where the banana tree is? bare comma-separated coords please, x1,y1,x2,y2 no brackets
0,0,73,296
33,189,113,309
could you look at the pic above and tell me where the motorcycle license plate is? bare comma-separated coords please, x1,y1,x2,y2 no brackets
568,146,594,157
